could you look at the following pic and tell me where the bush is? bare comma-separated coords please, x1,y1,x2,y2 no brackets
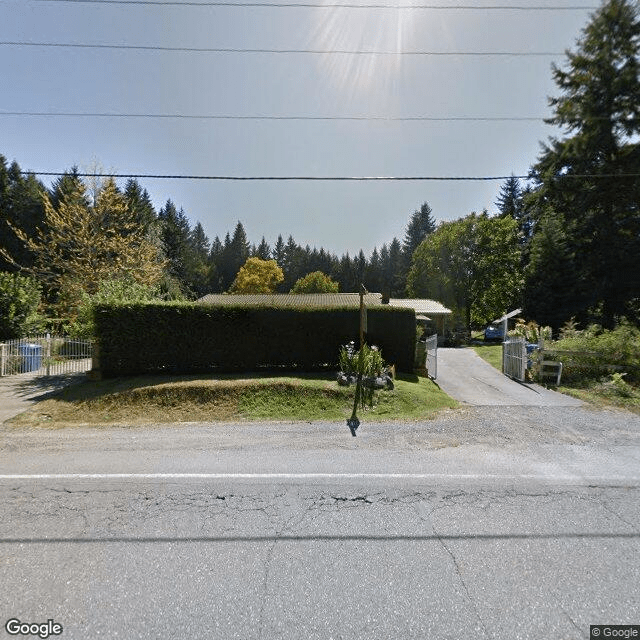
543,320,640,382
68,277,166,338
93,302,416,377
0,272,44,339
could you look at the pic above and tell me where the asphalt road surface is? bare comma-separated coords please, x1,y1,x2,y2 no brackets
2,406,640,640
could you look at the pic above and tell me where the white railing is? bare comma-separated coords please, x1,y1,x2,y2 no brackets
425,334,438,380
502,337,527,382
0,334,93,377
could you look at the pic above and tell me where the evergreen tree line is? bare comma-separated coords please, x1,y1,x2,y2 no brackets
0,158,437,303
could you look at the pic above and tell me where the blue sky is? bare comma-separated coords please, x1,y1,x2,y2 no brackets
1,0,596,255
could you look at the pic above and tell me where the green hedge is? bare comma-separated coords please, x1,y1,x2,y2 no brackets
93,302,416,377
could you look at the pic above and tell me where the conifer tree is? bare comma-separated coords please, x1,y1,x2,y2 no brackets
529,0,640,326
402,202,436,262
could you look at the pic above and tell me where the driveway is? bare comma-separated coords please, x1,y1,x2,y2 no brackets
0,372,86,425
435,347,583,406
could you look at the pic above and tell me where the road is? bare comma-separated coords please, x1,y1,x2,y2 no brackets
2,407,640,639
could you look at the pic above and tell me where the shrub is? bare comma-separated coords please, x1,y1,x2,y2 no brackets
0,272,44,339
543,320,640,382
68,277,166,338
93,302,416,377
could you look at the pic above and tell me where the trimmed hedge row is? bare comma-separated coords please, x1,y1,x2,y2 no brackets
93,302,416,377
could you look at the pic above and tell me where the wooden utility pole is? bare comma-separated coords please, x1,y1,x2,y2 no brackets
348,283,368,437
359,283,367,349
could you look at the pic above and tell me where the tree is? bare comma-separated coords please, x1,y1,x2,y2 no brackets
382,238,405,298
281,235,302,291
70,275,166,338
496,175,523,221
229,257,284,294
8,178,165,318
124,179,157,234
255,236,271,260
402,202,436,265
365,247,382,293
290,271,339,293
523,209,583,331
0,272,43,339
529,0,640,326
187,222,215,298
0,157,47,272
407,213,522,330
273,234,286,267
333,253,357,292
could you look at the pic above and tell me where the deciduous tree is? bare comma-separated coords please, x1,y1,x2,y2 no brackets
9,178,165,318
229,257,284,294
407,213,522,330
290,271,339,293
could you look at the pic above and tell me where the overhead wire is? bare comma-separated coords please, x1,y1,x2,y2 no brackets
3,1,610,185
0,111,550,121
18,171,640,181
28,0,599,9
0,41,564,55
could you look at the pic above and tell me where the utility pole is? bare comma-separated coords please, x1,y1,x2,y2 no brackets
359,283,367,348
348,284,368,437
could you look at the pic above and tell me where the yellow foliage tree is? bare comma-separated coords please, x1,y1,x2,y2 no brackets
7,178,165,318
229,257,284,294
290,271,339,294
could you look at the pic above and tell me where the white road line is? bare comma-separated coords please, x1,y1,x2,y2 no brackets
0,473,637,482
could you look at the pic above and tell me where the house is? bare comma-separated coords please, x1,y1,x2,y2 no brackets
387,298,452,344
196,293,384,308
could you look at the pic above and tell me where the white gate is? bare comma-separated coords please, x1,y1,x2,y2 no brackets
0,334,93,377
502,337,527,382
425,334,438,380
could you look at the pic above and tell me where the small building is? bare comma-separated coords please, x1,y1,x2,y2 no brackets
387,298,452,345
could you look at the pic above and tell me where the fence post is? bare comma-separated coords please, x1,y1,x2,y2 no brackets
0,342,5,377
89,341,102,380
45,333,51,376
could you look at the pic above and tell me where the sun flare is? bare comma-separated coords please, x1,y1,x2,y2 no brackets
310,3,418,100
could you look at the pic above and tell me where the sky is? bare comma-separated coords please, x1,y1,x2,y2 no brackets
0,0,599,256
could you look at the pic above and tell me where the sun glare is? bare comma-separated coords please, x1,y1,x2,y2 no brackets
310,3,419,102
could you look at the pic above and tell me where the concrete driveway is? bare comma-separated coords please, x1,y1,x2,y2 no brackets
435,347,583,407
0,372,86,425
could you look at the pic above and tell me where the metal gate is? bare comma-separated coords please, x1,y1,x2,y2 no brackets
0,334,93,377
502,337,526,382
425,334,438,380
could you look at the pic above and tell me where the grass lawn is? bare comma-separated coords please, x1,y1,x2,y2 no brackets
470,342,503,371
472,340,640,413
556,380,640,413
8,372,459,427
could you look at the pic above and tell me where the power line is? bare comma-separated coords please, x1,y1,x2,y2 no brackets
0,111,549,121
0,41,563,55
30,0,599,9
20,171,640,181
